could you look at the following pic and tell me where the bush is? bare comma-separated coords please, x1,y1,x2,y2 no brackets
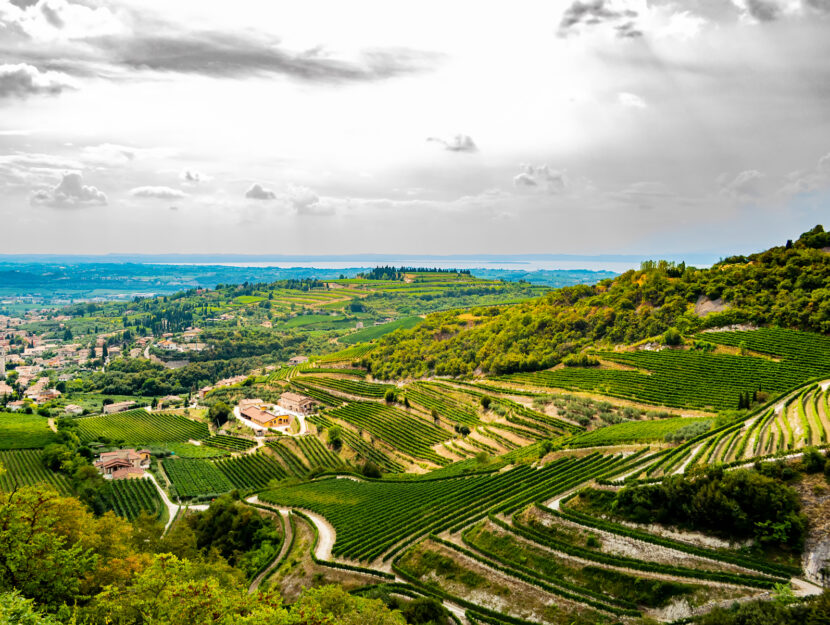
663,327,682,346
562,353,600,367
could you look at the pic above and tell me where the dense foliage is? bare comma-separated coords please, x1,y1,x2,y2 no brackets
588,466,807,549
0,483,405,624
365,226,830,378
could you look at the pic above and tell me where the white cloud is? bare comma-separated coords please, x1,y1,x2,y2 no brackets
0,63,75,98
129,186,187,199
80,144,136,166
30,171,106,207
180,169,208,184
720,169,767,200
513,165,566,194
245,183,276,200
0,0,125,42
618,92,647,108
778,151,830,195
427,134,478,153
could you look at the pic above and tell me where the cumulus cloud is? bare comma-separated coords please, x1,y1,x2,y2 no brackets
0,63,75,98
30,171,106,207
427,134,478,153
558,0,641,38
513,165,566,193
778,151,830,195
129,186,187,200
719,169,767,200
245,183,276,200
0,0,125,41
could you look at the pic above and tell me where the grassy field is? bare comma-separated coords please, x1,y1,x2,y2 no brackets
0,413,56,449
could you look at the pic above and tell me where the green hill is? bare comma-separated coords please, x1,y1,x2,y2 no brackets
365,225,830,378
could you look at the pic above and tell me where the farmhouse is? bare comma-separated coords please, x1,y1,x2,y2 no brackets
64,404,83,415
240,405,293,428
279,391,314,414
238,398,264,410
288,355,309,366
104,400,136,414
94,448,151,479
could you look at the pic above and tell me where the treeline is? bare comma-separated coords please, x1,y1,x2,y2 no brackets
364,225,830,378
358,266,471,280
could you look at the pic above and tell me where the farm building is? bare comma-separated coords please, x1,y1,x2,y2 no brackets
238,398,264,410
104,400,137,414
95,448,151,479
279,391,314,414
240,405,293,428
288,355,309,365
64,404,83,415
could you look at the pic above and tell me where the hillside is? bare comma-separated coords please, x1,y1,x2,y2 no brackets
2,228,830,624
364,226,830,378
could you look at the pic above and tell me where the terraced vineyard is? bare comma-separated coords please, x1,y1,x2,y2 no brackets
0,413,57,449
565,417,712,447
316,344,375,364
289,380,345,406
215,451,287,490
0,449,71,494
267,441,311,477
260,452,630,562
77,409,209,445
109,478,163,520
327,402,450,465
405,382,480,426
504,330,830,410
203,434,256,452
676,382,830,471
301,376,394,399
162,457,233,498
294,435,343,469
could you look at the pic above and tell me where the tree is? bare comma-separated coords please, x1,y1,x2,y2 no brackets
328,425,343,451
384,389,396,403
0,486,96,610
480,396,491,410
209,401,231,428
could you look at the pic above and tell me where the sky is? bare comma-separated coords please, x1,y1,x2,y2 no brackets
0,0,829,256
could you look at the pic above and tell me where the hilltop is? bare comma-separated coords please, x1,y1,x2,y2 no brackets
364,225,830,378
